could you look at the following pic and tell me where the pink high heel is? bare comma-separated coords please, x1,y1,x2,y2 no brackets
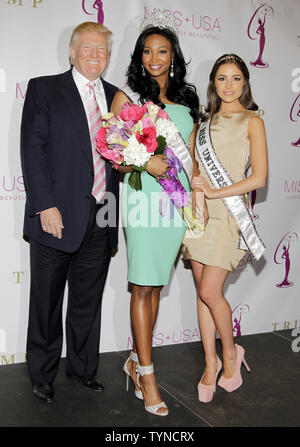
218,344,251,392
197,356,222,403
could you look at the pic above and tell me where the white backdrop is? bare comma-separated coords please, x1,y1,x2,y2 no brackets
0,0,299,365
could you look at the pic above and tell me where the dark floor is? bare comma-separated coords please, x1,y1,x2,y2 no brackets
0,330,299,428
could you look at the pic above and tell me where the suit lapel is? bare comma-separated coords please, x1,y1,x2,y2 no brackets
101,78,114,111
60,70,93,167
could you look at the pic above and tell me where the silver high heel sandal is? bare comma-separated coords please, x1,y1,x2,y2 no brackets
123,351,143,400
137,363,169,416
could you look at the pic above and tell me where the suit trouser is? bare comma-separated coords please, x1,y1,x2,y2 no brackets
26,201,111,386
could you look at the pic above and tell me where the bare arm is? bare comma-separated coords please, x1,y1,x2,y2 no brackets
110,90,129,115
192,115,268,199
189,123,200,178
190,123,209,224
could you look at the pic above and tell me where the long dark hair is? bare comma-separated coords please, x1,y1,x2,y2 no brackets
205,54,258,119
127,26,199,123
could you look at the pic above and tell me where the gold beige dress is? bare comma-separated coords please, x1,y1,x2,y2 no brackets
182,111,255,271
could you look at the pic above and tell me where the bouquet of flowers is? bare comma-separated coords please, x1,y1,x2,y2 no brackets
96,101,204,235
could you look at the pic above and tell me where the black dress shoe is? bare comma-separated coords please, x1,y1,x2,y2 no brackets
32,383,54,403
67,374,104,392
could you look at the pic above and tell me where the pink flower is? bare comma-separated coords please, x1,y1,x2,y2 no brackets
98,145,124,169
96,127,108,153
142,117,152,128
120,102,144,124
136,126,158,153
123,120,136,131
158,108,169,119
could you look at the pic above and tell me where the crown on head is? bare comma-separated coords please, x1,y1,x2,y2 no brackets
140,11,179,36
217,54,243,64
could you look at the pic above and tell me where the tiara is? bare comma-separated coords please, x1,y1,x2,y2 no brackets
140,11,179,35
217,55,243,64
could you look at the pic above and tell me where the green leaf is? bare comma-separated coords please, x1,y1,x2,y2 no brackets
128,171,142,191
155,135,167,155
132,164,145,173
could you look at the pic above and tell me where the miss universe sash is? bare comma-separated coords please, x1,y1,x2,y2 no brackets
196,120,265,260
121,85,193,183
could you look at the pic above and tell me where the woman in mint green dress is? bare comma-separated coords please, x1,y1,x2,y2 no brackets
111,21,200,416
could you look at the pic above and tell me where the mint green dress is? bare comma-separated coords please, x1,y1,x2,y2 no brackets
121,105,193,286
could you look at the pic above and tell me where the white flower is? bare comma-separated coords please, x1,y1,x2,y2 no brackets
123,135,151,167
155,118,178,146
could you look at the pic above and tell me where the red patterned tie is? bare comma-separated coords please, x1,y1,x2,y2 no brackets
87,81,106,201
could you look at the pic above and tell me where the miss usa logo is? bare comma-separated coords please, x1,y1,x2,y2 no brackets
274,232,298,288
82,0,104,24
144,6,221,35
247,3,274,68
290,69,300,148
232,304,250,336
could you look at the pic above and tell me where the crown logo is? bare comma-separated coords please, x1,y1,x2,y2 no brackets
140,11,178,35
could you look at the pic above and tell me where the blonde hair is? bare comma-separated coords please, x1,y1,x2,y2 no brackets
69,22,112,54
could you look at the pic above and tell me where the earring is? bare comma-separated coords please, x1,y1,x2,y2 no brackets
142,65,146,77
169,59,174,78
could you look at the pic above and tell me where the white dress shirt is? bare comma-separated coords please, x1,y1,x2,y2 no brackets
72,66,108,119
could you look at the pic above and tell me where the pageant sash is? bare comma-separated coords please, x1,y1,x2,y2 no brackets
196,120,265,260
121,85,193,183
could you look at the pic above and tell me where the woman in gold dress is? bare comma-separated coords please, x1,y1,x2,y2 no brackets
182,54,268,403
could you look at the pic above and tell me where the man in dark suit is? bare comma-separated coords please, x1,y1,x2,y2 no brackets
20,22,119,403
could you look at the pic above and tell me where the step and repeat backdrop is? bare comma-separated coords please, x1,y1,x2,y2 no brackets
0,0,299,364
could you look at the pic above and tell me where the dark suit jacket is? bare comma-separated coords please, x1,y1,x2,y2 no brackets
21,69,119,253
